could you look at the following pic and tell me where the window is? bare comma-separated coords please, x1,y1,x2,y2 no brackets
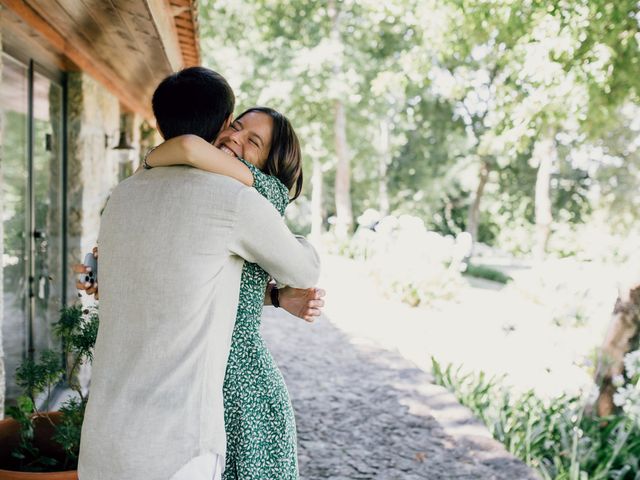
1,53,65,402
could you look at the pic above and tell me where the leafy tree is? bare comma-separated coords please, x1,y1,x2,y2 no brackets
198,0,640,257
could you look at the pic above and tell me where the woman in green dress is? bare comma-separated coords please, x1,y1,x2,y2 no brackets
147,107,319,479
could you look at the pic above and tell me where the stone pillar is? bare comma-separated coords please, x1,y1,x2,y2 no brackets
116,112,142,180
0,7,6,419
66,72,121,301
139,119,162,168
66,72,121,394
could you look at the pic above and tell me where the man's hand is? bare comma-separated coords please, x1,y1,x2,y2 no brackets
73,247,99,299
278,286,326,322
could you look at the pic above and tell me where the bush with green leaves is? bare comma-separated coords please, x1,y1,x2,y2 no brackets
431,357,640,479
325,210,469,307
463,263,512,284
5,304,98,472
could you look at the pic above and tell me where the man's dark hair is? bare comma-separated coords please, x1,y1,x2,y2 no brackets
152,67,234,143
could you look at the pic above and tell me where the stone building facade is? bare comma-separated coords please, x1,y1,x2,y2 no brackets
65,72,128,279
0,0,200,416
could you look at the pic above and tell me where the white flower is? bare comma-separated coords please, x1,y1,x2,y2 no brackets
612,375,625,388
613,390,628,407
616,382,640,427
624,350,640,379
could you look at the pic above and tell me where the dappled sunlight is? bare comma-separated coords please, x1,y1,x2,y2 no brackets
317,248,617,400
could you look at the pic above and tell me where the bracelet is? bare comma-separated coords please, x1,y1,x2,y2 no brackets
270,285,280,308
142,146,157,169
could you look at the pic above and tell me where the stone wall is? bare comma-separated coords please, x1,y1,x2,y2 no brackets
0,7,6,419
66,72,121,300
116,112,142,180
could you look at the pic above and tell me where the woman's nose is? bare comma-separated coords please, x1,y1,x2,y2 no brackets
228,131,244,154
229,130,244,144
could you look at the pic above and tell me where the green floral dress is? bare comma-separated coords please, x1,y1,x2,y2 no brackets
222,159,298,480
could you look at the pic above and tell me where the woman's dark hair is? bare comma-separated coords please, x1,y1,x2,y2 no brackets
236,107,303,202
152,67,234,143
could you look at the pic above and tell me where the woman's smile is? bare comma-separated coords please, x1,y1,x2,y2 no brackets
219,144,239,158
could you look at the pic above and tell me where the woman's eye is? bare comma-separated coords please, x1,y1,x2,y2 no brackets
231,124,239,131
250,140,259,147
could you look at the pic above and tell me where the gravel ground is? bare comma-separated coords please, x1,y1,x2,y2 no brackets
262,308,540,480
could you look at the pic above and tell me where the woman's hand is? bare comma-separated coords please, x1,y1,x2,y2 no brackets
277,286,326,322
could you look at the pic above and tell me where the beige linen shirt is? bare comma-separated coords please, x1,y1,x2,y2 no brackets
78,167,320,480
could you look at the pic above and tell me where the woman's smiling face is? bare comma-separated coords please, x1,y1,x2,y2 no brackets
215,111,273,169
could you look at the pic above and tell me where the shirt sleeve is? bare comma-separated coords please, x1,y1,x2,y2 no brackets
238,158,289,216
229,186,320,289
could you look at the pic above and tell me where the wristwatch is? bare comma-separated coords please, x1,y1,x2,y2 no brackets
270,285,280,308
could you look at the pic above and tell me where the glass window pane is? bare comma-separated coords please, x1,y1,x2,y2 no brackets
1,54,29,402
32,71,64,357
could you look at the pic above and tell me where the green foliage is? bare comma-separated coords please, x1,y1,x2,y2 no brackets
198,0,640,256
464,263,512,284
431,357,640,479
51,397,85,470
15,351,62,403
54,305,99,362
6,304,99,472
5,396,59,472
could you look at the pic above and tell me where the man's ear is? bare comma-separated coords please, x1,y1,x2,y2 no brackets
154,121,165,140
213,114,233,144
220,114,233,133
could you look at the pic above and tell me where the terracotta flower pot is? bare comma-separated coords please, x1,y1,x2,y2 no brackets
0,413,78,480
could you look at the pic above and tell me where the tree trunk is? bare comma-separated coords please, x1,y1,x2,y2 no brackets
533,135,556,260
595,280,640,416
329,0,352,238
310,157,324,244
466,159,490,243
333,100,352,237
377,120,390,216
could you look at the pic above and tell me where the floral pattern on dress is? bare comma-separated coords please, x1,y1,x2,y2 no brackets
222,158,298,480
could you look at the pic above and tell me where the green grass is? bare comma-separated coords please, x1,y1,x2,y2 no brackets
431,357,640,479
464,263,512,284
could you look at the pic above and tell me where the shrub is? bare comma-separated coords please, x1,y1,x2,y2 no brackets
5,304,98,472
464,263,512,284
431,357,640,479
325,210,470,307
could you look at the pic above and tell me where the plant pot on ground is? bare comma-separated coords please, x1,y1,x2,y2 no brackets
0,412,77,480
0,305,98,477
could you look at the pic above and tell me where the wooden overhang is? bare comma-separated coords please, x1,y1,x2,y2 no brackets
0,0,201,119
169,0,200,68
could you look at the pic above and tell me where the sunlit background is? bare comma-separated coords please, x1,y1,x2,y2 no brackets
198,0,640,477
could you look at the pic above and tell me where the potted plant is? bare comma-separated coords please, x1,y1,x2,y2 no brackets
0,304,98,479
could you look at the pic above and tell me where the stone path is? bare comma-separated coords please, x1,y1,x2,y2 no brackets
262,308,540,480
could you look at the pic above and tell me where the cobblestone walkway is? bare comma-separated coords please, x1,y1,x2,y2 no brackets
262,309,540,480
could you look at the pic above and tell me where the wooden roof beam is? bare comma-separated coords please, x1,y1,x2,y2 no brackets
0,0,152,118
144,0,184,72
